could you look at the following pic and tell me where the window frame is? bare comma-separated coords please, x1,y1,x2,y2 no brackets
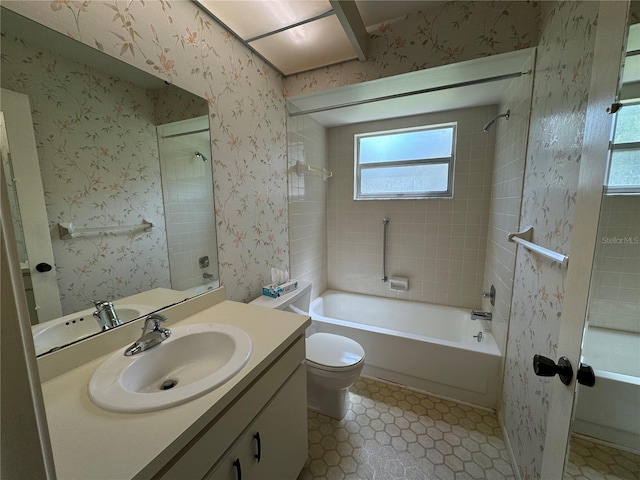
605,100,640,195
353,123,456,200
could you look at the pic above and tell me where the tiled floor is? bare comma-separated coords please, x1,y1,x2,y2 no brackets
564,435,640,480
298,376,514,480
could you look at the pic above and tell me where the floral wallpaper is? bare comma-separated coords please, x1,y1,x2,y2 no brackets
4,0,288,303
285,1,540,97
500,2,600,479
1,32,172,314
2,2,610,477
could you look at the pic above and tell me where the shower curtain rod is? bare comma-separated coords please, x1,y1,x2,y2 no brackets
161,128,210,139
288,71,527,117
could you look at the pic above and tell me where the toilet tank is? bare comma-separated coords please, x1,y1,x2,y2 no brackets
249,280,311,313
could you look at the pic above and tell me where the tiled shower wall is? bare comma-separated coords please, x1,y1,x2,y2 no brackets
481,52,536,354
588,195,640,334
326,106,497,309
287,114,328,299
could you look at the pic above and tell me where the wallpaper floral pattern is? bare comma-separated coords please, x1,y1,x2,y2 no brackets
500,2,599,479
284,1,540,97
4,0,288,303
1,33,171,314
3,2,609,478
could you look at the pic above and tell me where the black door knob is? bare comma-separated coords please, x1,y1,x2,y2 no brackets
533,354,574,385
35,262,53,272
577,363,596,387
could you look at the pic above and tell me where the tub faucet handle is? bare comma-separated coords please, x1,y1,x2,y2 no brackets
482,285,496,306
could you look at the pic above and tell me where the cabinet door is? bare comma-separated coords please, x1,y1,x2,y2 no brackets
249,364,307,479
206,432,256,480
206,365,307,480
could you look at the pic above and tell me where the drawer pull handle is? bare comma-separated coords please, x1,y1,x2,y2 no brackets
233,459,242,480
254,432,261,463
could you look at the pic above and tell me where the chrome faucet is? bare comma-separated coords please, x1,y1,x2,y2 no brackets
471,311,492,321
203,272,214,280
93,300,122,330
124,313,171,356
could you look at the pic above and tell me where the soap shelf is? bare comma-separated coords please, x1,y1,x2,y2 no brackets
58,219,154,240
295,161,332,181
508,226,569,268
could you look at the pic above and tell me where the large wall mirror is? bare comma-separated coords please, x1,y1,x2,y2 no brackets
0,8,219,356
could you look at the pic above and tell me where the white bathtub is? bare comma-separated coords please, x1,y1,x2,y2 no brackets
572,327,640,452
308,290,502,409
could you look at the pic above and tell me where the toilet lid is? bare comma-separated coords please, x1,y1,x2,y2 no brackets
306,333,365,370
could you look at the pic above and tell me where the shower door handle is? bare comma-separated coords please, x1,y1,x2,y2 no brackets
577,363,596,387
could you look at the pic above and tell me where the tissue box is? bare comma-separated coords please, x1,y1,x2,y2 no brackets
262,280,298,298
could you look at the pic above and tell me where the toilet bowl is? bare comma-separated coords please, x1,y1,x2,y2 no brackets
249,281,365,419
306,332,364,419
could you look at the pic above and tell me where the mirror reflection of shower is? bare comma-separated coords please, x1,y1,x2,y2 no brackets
156,116,218,294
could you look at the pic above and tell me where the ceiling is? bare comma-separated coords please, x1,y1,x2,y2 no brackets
195,1,433,76
194,1,533,128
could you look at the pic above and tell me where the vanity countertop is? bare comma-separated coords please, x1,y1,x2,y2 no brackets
40,299,310,480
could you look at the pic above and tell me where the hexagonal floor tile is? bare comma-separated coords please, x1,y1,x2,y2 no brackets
563,434,640,480
298,376,516,479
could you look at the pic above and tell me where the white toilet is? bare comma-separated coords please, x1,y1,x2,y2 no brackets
250,281,365,419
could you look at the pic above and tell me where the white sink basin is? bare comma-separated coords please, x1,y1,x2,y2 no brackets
32,304,154,355
88,323,252,413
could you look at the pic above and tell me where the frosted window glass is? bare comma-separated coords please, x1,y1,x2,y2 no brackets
360,164,449,194
613,104,640,144
608,150,640,187
608,103,640,193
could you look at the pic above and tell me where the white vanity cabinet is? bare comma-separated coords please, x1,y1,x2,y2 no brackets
157,336,308,480
207,365,307,480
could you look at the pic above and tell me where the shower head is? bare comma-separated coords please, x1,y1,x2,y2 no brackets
482,109,511,132
194,151,208,162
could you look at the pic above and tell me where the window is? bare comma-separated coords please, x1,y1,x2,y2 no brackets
354,124,456,200
607,102,640,194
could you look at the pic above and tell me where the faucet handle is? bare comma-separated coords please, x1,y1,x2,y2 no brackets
143,313,169,333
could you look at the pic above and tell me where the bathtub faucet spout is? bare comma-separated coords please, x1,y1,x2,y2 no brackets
471,311,492,321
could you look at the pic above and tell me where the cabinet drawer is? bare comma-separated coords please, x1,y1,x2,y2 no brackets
157,337,305,479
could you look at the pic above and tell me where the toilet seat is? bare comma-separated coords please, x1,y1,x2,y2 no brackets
306,333,364,372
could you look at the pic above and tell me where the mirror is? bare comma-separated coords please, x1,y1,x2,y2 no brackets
0,8,219,355
564,10,640,478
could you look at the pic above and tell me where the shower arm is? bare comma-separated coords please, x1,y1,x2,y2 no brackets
482,109,511,132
